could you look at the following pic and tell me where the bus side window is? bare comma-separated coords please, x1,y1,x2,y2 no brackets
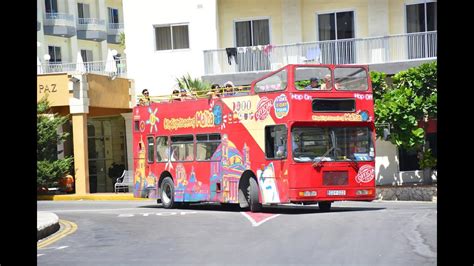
170,135,194,162
196,133,221,161
156,136,169,162
147,136,154,163
265,125,287,159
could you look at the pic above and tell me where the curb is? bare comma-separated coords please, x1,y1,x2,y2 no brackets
37,193,150,201
37,212,60,241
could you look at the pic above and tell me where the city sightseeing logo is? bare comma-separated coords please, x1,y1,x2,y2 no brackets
355,165,375,183
255,96,273,121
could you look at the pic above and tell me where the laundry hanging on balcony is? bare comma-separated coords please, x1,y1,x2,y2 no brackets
225,47,238,65
263,44,273,55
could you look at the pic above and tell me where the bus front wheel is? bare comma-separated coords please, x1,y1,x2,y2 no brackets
160,177,175,209
248,178,262,212
318,201,332,212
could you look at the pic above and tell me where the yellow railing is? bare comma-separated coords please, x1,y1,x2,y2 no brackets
136,86,252,104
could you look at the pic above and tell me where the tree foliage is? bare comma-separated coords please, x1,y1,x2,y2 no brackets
176,73,211,96
372,61,437,168
37,97,74,188
119,32,126,49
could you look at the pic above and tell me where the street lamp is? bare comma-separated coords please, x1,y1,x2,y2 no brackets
43,54,51,73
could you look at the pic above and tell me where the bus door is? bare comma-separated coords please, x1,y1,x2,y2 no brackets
262,125,289,204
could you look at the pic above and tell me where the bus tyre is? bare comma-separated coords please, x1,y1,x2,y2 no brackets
248,178,262,212
160,177,175,209
319,201,332,212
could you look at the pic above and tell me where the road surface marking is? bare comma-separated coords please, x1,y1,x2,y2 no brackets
37,220,77,249
118,211,198,217
41,208,139,213
240,212,280,227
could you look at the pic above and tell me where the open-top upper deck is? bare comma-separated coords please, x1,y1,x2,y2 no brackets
136,64,374,134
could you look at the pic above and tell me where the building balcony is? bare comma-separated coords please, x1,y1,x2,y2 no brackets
77,18,107,41
38,58,127,78
203,31,437,76
107,23,124,44
43,13,76,37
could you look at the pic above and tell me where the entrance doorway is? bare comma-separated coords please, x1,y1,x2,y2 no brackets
87,116,127,193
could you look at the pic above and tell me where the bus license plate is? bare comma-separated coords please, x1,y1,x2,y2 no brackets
327,190,346,196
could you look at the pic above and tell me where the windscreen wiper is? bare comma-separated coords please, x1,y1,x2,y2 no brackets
312,146,339,168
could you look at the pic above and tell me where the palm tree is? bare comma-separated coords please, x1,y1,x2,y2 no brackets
176,73,211,97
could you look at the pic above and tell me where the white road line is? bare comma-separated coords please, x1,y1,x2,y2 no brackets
240,212,281,227
38,208,139,213
37,254,44,257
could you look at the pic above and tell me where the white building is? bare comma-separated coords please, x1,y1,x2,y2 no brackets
122,0,219,96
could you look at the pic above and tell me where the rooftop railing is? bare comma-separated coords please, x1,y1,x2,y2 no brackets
37,58,127,77
203,31,437,75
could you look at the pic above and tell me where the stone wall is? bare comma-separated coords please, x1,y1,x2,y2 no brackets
376,185,437,202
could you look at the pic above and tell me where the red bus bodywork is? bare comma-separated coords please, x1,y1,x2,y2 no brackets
132,64,376,211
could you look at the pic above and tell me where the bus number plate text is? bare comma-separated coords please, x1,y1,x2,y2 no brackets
327,190,346,196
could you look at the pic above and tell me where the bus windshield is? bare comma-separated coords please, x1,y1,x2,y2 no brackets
334,67,368,91
291,127,374,162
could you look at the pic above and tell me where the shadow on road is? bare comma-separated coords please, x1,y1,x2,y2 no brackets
137,203,385,215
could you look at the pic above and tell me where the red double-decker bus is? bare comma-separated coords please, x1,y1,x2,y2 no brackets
132,64,376,212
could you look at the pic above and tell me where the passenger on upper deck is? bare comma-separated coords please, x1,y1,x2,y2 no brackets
139,89,152,106
179,88,196,100
171,89,181,102
207,84,221,99
320,74,332,90
223,81,235,96
305,78,321,90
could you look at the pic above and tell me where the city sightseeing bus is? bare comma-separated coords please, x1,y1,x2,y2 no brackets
132,64,376,212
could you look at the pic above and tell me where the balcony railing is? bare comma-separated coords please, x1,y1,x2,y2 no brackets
77,18,106,31
44,12,75,27
203,31,437,75
107,23,124,34
37,59,127,77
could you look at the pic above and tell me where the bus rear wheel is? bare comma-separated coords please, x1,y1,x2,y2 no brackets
248,178,262,212
160,177,175,209
318,201,332,212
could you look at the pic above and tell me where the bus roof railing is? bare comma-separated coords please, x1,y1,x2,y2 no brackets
137,86,253,104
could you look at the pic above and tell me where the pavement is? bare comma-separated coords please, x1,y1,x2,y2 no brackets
37,193,148,242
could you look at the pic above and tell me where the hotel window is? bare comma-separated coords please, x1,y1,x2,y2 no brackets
235,19,270,47
154,24,189,51
108,8,119,24
406,1,437,59
45,0,58,13
48,46,62,63
77,3,91,22
234,19,270,71
318,11,355,64
80,50,93,62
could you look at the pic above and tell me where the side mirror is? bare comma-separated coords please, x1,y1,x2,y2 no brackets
383,128,391,141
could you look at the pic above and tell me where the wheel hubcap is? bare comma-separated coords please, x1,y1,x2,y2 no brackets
162,184,171,203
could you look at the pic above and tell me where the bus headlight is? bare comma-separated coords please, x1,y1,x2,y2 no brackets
299,191,317,197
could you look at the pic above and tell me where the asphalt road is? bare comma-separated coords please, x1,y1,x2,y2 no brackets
37,200,436,265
